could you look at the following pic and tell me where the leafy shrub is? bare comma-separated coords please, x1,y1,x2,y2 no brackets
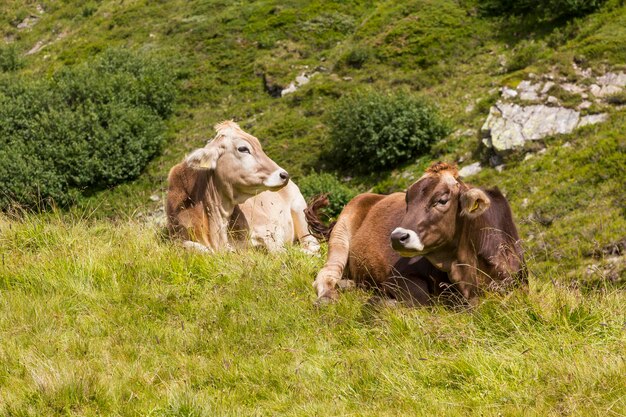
326,90,450,172
505,40,547,72
477,0,607,20
342,46,371,69
0,49,176,210
0,45,23,72
298,173,358,218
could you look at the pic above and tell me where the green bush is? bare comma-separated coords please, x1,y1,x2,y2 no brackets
505,40,547,72
0,49,177,210
342,46,371,69
326,90,450,172
477,0,607,20
0,45,23,72
298,173,358,218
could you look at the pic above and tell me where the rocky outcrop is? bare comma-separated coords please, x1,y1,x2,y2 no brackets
481,103,580,152
481,68,623,154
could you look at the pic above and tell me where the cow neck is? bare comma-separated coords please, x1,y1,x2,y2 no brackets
203,171,236,248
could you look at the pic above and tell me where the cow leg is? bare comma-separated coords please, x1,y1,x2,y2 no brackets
313,219,351,301
290,192,321,255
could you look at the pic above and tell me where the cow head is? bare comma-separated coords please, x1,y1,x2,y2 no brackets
185,121,289,200
390,162,491,257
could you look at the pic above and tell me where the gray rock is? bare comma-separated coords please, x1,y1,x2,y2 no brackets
546,96,560,105
578,113,608,128
280,83,298,96
517,81,541,101
597,72,626,88
458,162,482,178
577,100,592,110
481,102,579,153
501,87,518,99
561,83,585,95
149,194,160,202
589,72,625,97
541,81,555,94
17,15,39,29
281,72,315,97
295,74,310,86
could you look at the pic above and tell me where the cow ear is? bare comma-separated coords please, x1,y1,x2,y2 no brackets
460,188,491,219
185,142,221,170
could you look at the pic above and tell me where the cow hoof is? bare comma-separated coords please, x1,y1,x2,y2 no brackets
300,247,320,257
314,290,338,306
336,279,356,290
182,240,211,253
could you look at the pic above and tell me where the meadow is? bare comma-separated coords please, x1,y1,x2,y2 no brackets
1,212,624,416
1,0,625,415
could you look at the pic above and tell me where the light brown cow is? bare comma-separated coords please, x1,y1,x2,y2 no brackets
166,121,290,252
312,162,526,304
229,181,321,254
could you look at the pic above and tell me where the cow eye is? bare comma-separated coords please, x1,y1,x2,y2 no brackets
237,146,251,154
434,197,449,207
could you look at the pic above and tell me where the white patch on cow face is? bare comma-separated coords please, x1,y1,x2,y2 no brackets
440,172,458,186
263,169,290,190
390,227,425,257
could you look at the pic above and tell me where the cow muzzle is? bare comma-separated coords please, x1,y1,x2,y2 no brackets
390,227,425,257
263,169,290,190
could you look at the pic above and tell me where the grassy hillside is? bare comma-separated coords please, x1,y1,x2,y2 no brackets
1,0,625,414
1,213,625,416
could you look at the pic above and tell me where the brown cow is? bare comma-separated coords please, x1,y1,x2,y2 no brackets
313,162,526,304
166,121,290,252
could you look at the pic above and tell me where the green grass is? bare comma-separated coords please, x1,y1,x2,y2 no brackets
1,0,626,414
1,213,625,416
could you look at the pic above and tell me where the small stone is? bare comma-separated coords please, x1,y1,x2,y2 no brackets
561,83,585,95
561,142,572,148
342,76,353,81
495,164,505,173
520,91,539,101
578,113,608,128
501,87,518,99
281,83,297,97
538,148,547,155
149,194,160,202
465,103,475,113
521,198,529,208
541,81,555,94
546,96,560,105
524,153,534,161
295,73,310,86
458,162,482,178
577,100,592,110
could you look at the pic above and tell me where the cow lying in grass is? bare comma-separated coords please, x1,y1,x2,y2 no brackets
312,162,526,304
166,121,319,253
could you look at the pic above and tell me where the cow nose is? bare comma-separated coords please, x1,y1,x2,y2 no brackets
390,229,410,244
279,170,289,181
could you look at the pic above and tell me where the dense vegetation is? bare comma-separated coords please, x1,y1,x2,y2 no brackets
0,0,625,414
477,0,608,20
0,49,176,210
326,90,450,172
